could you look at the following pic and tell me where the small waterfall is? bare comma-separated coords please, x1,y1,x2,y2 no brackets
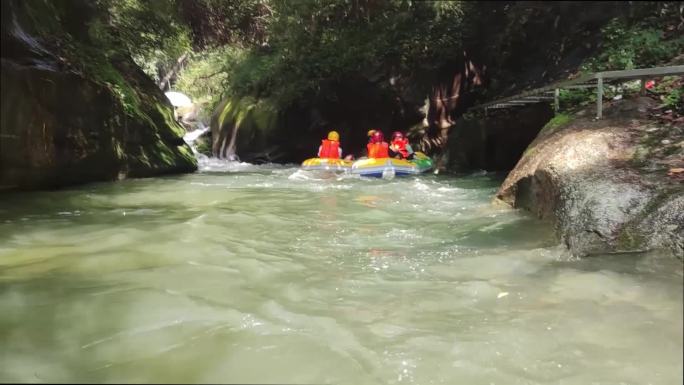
182,122,245,171
174,96,243,170
182,122,210,166
182,122,209,146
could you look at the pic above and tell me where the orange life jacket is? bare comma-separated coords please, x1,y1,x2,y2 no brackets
391,138,409,158
319,139,340,159
367,142,389,158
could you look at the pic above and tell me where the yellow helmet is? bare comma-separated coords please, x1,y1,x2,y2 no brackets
367,129,376,137
327,131,340,141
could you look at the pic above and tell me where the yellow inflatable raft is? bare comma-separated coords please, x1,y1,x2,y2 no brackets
300,158,352,172
351,152,433,178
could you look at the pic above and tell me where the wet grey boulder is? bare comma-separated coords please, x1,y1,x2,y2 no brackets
496,96,684,258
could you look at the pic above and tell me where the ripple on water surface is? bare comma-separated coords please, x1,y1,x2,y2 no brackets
0,163,681,384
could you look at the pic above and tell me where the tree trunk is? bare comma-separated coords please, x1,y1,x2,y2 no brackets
158,53,189,91
420,53,484,154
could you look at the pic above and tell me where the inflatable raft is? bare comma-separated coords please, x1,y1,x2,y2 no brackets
300,158,352,172
351,152,433,178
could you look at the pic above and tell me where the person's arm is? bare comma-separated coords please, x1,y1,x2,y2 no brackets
338,147,343,158
318,145,322,157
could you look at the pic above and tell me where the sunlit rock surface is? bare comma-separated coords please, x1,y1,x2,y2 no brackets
497,97,684,257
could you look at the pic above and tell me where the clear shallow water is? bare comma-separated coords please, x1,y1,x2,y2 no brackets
0,159,681,384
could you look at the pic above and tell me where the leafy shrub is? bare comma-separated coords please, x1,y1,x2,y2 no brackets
582,5,684,72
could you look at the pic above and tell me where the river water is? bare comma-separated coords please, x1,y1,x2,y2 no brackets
1,158,682,384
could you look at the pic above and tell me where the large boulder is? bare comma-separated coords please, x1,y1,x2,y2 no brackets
496,96,684,258
0,0,196,191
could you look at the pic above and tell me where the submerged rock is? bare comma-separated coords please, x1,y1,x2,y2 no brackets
0,0,196,191
496,96,684,258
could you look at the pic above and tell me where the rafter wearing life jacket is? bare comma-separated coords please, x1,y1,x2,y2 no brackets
318,131,342,159
367,131,389,158
367,142,389,158
390,135,410,159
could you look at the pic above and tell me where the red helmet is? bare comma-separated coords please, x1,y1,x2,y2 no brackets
391,131,404,140
372,131,384,143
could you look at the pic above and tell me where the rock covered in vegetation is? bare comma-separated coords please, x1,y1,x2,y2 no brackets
0,0,196,191
210,96,281,162
496,96,684,258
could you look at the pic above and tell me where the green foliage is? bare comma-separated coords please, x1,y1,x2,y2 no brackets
173,1,682,124
582,5,684,72
654,76,683,113
218,0,466,108
663,87,682,111
174,0,680,109
537,113,572,138
558,89,595,110
175,46,244,118
216,96,276,130
177,0,272,49
99,0,192,82
546,113,572,129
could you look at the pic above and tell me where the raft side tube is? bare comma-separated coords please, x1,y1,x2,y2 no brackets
301,158,352,172
351,153,433,178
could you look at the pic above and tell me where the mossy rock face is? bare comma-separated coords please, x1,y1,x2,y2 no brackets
0,0,196,191
211,96,289,162
192,131,213,157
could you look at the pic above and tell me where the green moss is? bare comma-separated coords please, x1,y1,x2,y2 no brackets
521,113,573,158
3,0,197,189
16,0,141,118
216,96,278,134
541,113,572,134
251,100,278,131
522,146,536,158
218,98,237,128
616,228,646,250
194,138,212,156
155,103,185,137
177,143,196,164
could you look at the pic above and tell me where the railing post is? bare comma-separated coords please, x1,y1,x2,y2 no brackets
596,76,603,119
554,88,560,113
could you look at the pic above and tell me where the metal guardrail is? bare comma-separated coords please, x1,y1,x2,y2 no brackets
469,65,684,119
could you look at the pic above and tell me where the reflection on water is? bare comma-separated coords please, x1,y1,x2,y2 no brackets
0,162,682,384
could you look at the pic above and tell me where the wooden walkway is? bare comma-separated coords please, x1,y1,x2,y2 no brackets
469,65,684,119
